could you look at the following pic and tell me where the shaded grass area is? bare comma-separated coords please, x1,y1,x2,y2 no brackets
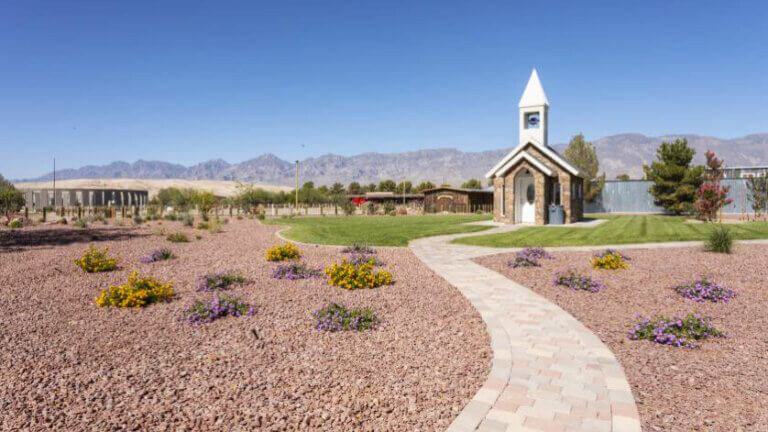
452,215,768,247
264,214,492,246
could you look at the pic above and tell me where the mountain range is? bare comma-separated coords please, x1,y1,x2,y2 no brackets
18,133,768,186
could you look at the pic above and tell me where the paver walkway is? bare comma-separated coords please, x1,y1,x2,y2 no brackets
410,226,642,432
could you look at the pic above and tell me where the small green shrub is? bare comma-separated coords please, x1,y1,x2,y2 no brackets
9,220,22,229
58,218,68,225
164,214,178,221
167,232,189,243
382,201,396,214
341,200,355,216
182,214,194,227
197,222,210,230
73,219,88,229
133,216,143,225
705,224,732,254
236,215,243,220
257,213,265,221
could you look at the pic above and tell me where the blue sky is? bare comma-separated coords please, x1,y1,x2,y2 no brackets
2,1,767,179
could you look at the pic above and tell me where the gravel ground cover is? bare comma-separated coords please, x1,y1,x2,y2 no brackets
476,246,768,432
0,220,490,431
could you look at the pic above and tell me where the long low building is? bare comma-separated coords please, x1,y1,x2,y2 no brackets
18,188,149,208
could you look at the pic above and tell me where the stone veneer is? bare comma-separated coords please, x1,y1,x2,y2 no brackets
493,143,583,225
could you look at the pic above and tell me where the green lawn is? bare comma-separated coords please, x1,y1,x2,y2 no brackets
452,215,768,247
263,214,492,246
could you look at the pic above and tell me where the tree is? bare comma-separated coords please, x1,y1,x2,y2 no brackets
747,174,768,219
643,139,704,215
693,151,732,221
156,187,195,212
191,190,218,216
461,178,483,189
397,181,412,194
563,133,605,203
615,174,630,181
365,183,377,193
413,181,435,193
347,182,362,195
378,180,397,192
0,174,24,217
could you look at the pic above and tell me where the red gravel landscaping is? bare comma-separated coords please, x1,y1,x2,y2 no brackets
476,245,768,432
0,219,490,430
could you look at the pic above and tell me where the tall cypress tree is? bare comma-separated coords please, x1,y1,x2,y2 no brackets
643,139,704,214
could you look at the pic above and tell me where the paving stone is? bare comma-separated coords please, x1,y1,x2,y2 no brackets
409,227,640,432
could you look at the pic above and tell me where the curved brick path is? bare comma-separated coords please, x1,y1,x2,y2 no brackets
410,226,642,432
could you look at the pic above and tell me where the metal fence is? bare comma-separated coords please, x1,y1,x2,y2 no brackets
585,179,756,215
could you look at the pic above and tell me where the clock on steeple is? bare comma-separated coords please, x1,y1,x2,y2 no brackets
518,69,549,146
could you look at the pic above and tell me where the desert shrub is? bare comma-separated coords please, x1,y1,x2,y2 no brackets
554,269,605,292
8,220,22,229
313,302,378,332
628,313,724,348
140,248,174,264
257,213,265,220
236,215,243,220
133,216,143,225
95,271,174,308
59,218,68,225
195,234,202,240
349,253,381,266
266,243,301,261
475,209,484,214
341,200,356,216
509,247,553,268
75,247,117,273
341,243,376,255
167,232,189,243
365,202,376,215
197,270,247,292
673,277,735,303
382,201,396,214
272,262,322,280
591,249,630,270
197,222,210,230
705,224,732,254
73,219,88,229
201,212,210,222
181,293,255,325
182,214,194,227
324,260,393,290
164,213,178,221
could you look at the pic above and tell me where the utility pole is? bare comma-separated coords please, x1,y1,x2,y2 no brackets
53,157,56,208
295,160,299,211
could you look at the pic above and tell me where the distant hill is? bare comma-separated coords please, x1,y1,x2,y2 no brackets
18,133,768,186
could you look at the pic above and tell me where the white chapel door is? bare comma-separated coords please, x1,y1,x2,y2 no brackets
516,173,536,224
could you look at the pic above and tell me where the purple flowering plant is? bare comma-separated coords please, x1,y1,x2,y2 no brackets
628,313,724,348
672,277,735,303
196,270,247,292
139,247,175,264
554,269,605,292
313,302,379,332
341,244,376,255
272,262,322,280
181,293,255,325
509,247,553,268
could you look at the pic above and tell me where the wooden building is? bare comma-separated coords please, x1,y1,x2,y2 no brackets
422,187,493,213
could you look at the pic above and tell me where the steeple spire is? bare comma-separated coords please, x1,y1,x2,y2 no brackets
519,68,549,108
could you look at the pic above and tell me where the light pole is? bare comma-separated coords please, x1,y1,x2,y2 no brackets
295,160,299,211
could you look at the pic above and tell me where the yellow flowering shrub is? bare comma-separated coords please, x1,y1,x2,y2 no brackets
75,247,117,273
95,271,174,308
324,260,393,290
266,243,301,261
591,249,630,270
